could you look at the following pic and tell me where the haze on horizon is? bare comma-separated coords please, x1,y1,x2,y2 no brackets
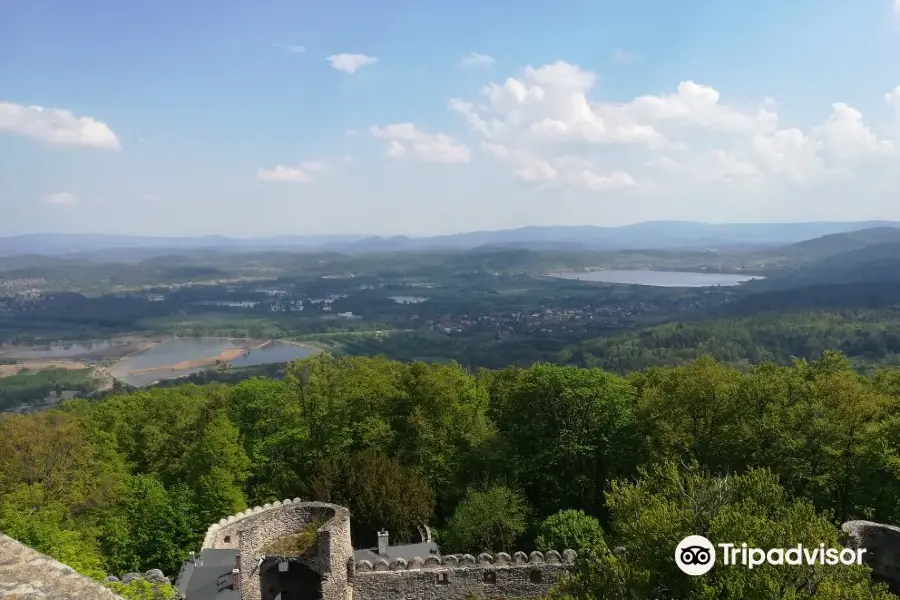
4,0,900,238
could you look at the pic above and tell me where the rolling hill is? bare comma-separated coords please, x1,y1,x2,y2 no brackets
3,221,899,257
757,227,900,264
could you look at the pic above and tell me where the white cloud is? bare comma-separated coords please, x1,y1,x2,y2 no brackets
612,49,642,65
516,159,557,182
886,86,900,111
257,161,331,183
0,101,120,149
42,192,78,206
449,60,898,195
328,54,378,74
812,102,893,160
568,169,636,190
279,44,306,54
461,52,495,67
370,123,470,164
895,0,900,14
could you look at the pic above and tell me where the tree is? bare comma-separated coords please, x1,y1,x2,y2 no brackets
490,363,637,519
104,579,177,600
309,450,434,546
0,484,106,578
100,475,201,575
534,509,605,553
179,412,250,525
443,486,528,554
549,462,894,600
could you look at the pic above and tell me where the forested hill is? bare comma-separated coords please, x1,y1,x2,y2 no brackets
757,226,900,263
752,228,900,289
3,353,900,599
562,307,900,372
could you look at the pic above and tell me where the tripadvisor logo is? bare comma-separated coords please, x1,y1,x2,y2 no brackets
675,535,867,576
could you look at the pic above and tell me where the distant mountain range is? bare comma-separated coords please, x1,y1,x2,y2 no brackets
1,221,898,258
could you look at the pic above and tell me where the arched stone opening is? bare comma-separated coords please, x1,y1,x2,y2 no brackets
260,561,323,600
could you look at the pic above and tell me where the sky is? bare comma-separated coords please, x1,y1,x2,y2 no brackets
3,0,900,237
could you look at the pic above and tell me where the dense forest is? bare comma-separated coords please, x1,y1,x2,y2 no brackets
3,352,900,599
564,308,900,372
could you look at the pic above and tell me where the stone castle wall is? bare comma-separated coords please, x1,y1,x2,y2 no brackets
350,549,577,600
842,520,900,595
201,500,575,600
0,533,126,600
204,499,353,600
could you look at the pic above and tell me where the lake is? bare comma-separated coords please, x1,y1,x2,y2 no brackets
549,269,761,287
390,296,429,304
110,338,318,387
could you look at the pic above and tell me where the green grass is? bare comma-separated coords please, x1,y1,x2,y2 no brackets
137,315,280,329
0,367,98,411
258,519,326,556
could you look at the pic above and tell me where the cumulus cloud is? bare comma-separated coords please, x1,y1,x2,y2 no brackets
0,102,120,149
448,60,898,195
257,161,331,182
328,54,378,74
370,123,470,164
612,49,642,65
887,86,900,111
42,192,78,206
461,52,495,67
812,103,893,160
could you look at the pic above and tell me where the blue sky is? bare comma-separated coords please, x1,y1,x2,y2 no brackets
3,0,900,237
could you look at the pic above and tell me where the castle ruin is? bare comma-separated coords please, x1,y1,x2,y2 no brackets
177,498,577,600
8,498,900,600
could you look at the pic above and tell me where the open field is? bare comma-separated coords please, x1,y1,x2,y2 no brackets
0,361,89,378
0,337,158,362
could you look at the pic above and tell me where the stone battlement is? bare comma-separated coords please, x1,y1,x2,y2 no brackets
202,497,311,549
354,549,577,572
350,549,576,600
203,499,353,600
197,499,576,600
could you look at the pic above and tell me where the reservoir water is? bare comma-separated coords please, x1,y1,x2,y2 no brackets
230,341,317,368
390,296,428,304
549,269,761,287
111,338,318,387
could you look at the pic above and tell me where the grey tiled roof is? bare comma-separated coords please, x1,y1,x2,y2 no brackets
353,541,440,563
176,549,240,600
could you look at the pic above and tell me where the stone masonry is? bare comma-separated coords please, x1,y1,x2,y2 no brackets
0,532,126,600
842,520,900,595
8,501,900,600
203,499,353,600
350,549,576,600
203,499,577,600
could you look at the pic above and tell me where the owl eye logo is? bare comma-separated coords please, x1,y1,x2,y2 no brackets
680,546,712,565
675,536,716,575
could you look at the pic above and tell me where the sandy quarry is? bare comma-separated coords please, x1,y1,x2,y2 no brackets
0,361,90,378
